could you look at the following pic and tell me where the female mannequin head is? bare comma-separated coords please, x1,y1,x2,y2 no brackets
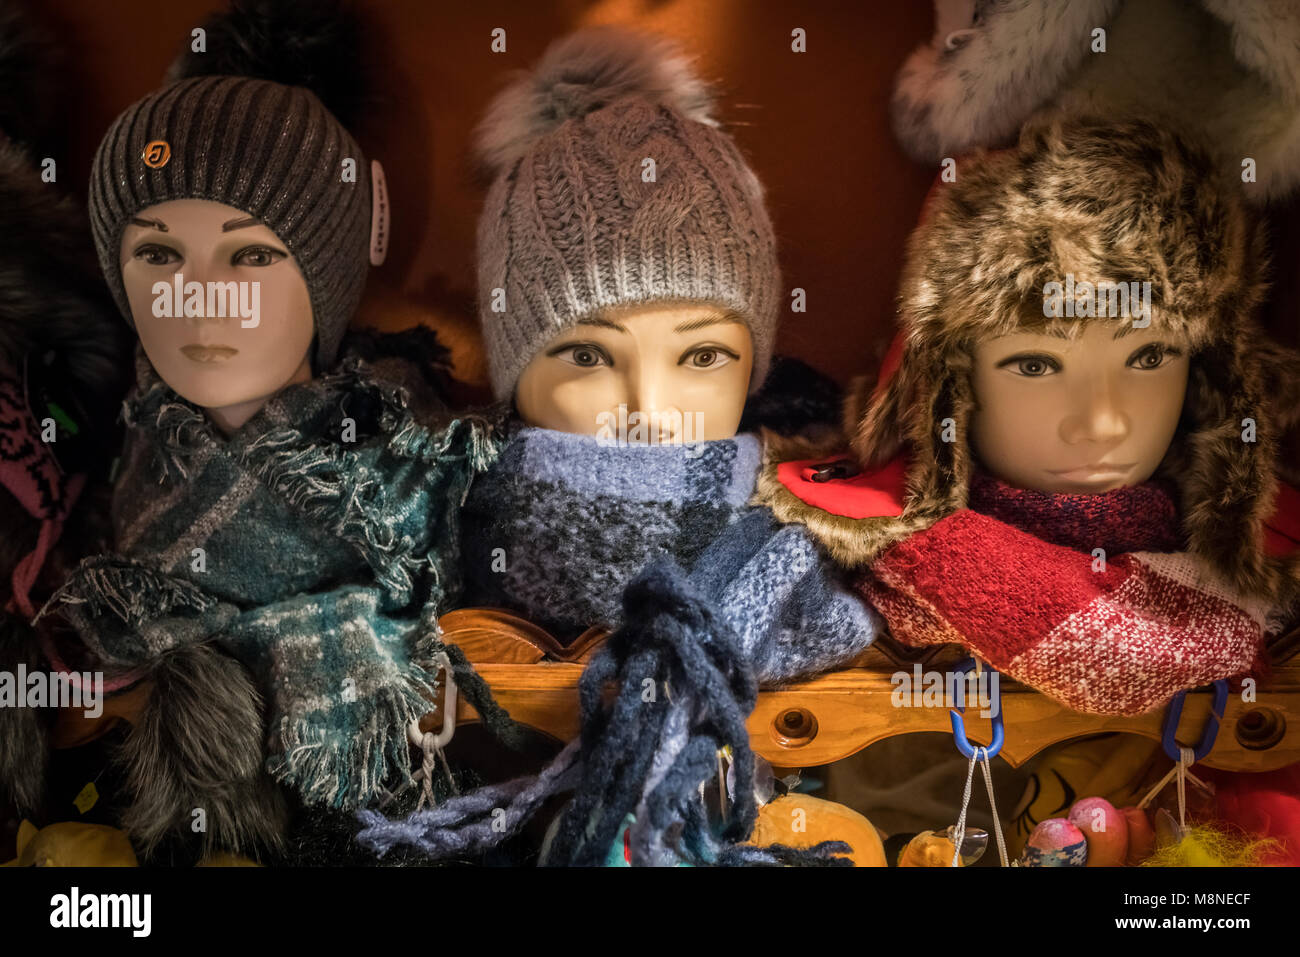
89,75,373,433
475,29,778,443
117,198,314,433
828,116,1293,595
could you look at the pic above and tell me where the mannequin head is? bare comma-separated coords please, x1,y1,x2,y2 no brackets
118,199,314,434
970,321,1190,493
515,302,753,442
88,74,374,433
475,30,779,413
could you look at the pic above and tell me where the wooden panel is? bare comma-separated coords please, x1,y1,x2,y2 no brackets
457,661,1300,772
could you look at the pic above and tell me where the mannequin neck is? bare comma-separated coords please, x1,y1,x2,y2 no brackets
205,355,312,436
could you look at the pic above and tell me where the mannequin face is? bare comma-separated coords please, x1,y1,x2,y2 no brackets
118,199,314,435
969,322,1190,494
514,302,754,443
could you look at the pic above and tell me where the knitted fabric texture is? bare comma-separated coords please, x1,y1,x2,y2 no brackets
44,352,500,807
0,357,85,616
358,433,880,864
461,425,762,642
87,75,370,371
476,29,779,400
859,477,1274,716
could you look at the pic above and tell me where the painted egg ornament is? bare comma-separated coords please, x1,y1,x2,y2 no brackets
1067,797,1128,867
1017,818,1088,867
1120,806,1156,865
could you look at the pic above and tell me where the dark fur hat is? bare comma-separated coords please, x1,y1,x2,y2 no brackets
765,116,1300,602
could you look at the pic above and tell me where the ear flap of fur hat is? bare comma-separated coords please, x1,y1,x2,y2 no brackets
841,116,1295,600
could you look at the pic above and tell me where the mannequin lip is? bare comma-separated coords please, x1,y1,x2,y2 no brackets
180,344,239,363
1048,463,1135,481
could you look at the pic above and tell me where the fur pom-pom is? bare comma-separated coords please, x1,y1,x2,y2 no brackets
476,26,718,174
166,0,366,128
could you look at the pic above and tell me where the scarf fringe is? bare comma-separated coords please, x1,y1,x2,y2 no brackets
43,555,219,631
268,664,443,809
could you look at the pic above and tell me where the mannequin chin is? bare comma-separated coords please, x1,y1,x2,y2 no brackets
969,321,1190,494
514,301,754,443
118,198,315,435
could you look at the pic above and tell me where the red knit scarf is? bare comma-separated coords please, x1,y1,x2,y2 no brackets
858,474,1271,715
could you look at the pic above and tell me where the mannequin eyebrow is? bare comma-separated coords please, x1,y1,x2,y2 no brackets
130,217,168,232
675,312,743,333
222,216,264,232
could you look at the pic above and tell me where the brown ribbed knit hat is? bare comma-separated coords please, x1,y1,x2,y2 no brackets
475,28,780,402
88,74,371,372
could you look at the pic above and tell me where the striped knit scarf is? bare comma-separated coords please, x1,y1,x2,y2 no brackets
44,356,500,808
460,426,764,641
859,473,1274,716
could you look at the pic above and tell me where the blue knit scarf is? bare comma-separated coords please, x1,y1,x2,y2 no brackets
359,428,880,864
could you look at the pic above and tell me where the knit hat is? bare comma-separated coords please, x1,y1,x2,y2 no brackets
766,117,1300,603
475,28,779,401
87,5,372,373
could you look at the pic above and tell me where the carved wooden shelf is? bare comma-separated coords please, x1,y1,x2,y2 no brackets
450,643,1300,772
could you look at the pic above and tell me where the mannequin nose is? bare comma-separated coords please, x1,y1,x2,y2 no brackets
628,372,681,442
1061,380,1129,445
180,259,238,325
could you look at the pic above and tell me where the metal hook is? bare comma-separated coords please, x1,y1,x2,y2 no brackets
949,657,1004,759
1161,679,1228,764
408,652,458,751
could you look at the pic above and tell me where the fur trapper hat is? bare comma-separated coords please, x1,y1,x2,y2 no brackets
764,117,1300,603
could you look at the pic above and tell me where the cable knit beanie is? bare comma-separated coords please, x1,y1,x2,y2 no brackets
475,28,780,402
87,13,371,373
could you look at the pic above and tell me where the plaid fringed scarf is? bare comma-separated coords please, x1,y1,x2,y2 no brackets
859,473,1275,716
44,355,501,808
358,430,881,865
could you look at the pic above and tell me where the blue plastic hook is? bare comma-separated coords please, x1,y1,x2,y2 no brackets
949,657,1004,759
1161,679,1228,763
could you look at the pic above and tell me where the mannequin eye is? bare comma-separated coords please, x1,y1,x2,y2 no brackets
232,245,287,267
1127,343,1180,370
549,343,611,368
998,353,1060,377
681,345,739,370
132,244,182,266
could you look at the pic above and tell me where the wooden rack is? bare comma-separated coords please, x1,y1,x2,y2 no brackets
442,610,1300,772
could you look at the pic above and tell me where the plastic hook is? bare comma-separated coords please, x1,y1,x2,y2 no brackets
1161,679,1228,763
949,657,1004,760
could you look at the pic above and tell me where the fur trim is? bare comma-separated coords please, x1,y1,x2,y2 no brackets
475,26,718,174
894,0,1300,200
840,117,1293,599
0,613,48,815
118,643,288,858
892,0,1118,160
754,430,937,569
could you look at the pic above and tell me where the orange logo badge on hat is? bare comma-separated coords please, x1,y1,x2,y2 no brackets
142,140,171,169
